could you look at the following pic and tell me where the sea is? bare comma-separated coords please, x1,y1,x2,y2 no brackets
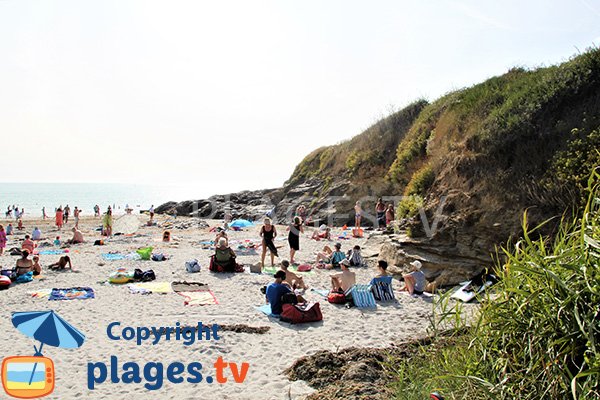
0,183,205,218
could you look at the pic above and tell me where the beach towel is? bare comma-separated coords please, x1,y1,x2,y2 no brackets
370,276,395,301
311,288,330,298
38,249,67,255
29,289,52,299
346,284,377,308
102,253,126,261
262,265,315,276
171,282,217,306
49,287,95,301
128,281,173,295
255,304,275,317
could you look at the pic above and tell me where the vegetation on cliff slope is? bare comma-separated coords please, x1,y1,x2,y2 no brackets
388,170,600,399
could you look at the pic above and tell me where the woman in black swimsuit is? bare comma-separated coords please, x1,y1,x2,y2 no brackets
287,216,303,264
260,218,278,267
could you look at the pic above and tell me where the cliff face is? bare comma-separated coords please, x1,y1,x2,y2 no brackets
158,49,600,284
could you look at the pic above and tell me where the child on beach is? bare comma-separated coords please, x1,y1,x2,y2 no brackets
6,223,13,235
354,201,362,228
54,236,61,246
17,219,23,230
32,255,42,276
0,225,6,255
48,255,72,271
260,218,278,267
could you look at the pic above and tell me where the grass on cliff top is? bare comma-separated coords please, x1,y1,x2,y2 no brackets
388,168,600,400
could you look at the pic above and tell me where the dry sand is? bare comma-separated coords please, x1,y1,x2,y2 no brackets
0,215,434,399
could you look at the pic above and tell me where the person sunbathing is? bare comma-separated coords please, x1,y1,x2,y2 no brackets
330,259,356,293
316,243,346,269
402,260,426,295
280,260,308,290
67,227,84,244
15,250,34,276
32,255,42,276
212,237,237,272
48,255,72,271
311,226,331,241
21,235,35,254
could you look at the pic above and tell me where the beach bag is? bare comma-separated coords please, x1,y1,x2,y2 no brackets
136,246,153,260
185,259,201,273
1,269,13,278
280,302,323,324
297,264,312,272
250,263,262,274
9,248,22,256
141,270,156,282
327,292,347,304
152,253,166,262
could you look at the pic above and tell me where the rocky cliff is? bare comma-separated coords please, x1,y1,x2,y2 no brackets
158,49,600,285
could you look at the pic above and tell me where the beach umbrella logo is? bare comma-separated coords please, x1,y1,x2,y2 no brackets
1,310,86,399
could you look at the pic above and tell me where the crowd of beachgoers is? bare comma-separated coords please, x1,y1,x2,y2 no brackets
0,199,434,399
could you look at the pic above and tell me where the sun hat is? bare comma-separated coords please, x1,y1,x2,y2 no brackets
410,260,422,270
340,259,351,267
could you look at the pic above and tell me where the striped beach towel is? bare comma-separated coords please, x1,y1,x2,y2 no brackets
345,284,376,308
370,276,395,301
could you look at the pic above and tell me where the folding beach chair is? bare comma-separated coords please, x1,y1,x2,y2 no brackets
370,276,395,301
345,284,377,308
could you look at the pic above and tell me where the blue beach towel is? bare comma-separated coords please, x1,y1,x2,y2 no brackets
346,284,377,308
102,253,125,261
311,288,330,298
370,276,395,301
49,287,95,301
255,304,278,317
38,249,67,255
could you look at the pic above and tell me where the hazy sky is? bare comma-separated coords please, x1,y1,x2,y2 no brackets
1,0,599,196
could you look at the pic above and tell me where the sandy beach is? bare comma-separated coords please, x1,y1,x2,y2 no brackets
0,214,434,400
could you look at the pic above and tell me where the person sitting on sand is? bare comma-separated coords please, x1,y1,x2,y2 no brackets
32,255,42,276
21,235,35,254
347,245,364,267
316,243,346,269
311,225,331,241
6,223,13,235
68,227,84,244
330,259,356,293
162,230,171,242
280,260,308,291
212,237,237,272
402,260,426,295
260,218,278,267
54,236,61,246
375,260,390,277
48,255,72,271
15,250,34,276
264,271,306,315
32,227,42,241
215,230,228,247
17,219,24,231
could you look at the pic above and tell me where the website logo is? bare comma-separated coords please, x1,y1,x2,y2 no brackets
1,310,86,399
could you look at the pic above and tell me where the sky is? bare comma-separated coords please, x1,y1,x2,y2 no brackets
1,0,599,197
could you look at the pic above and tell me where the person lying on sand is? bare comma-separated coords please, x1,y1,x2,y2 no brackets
48,255,72,271
15,250,34,276
32,255,42,276
21,235,35,254
67,227,84,244
311,225,331,241
330,259,356,293
280,260,308,291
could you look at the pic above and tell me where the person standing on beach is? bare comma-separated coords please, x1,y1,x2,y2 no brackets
354,201,362,228
149,205,155,222
385,203,395,226
94,204,100,217
55,207,64,231
0,225,7,256
375,198,386,228
260,218,278,267
103,207,113,236
64,205,70,224
73,207,81,228
287,216,303,265
42,207,47,220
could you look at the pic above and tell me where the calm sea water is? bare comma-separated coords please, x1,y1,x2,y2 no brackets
0,183,204,218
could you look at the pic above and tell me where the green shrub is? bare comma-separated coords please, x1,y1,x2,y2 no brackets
389,169,600,399
397,195,424,219
404,165,435,196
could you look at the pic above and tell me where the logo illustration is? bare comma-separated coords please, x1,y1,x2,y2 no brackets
2,310,86,399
